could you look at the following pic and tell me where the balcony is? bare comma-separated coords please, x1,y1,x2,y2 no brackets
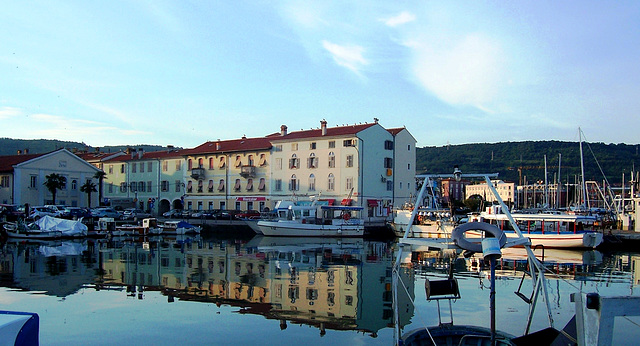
240,165,256,178
190,168,205,180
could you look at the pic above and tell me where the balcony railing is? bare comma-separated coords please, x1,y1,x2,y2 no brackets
240,165,256,178
190,168,205,180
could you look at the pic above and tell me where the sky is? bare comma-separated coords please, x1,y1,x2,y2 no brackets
2,1,639,149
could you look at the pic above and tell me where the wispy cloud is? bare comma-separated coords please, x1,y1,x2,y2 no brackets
322,40,368,74
382,11,415,27
0,106,22,120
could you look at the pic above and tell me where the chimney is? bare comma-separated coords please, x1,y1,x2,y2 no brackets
280,125,288,136
138,148,144,159
216,142,221,150
320,120,327,136
17,150,22,155
24,148,29,154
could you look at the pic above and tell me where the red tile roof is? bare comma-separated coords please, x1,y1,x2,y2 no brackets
266,123,377,141
183,137,272,155
102,149,188,162
387,127,405,136
0,153,44,173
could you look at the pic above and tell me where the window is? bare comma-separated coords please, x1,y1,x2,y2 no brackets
289,154,299,169
275,158,282,170
235,201,241,210
346,155,354,168
258,178,266,191
346,177,353,190
328,141,335,148
408,144,411,151
162,161,168,172
275,179,282,191
307,153,318,168
289,175,299,191
120,182,127,192
234,179,241,191
108,183,113,193
259,153,267,166
138,181,145,192
291,143,298,151
385,140,394,150
309,142,316,150
209,157,214,170
247,155,254,166
408,163,411,170
132,163,137,173
219,156,226,169
198,158,203,168
140,162,145,173
246,178,253,191
147,181,152,192
235,155,242,168
384,157,393,168
328,152,335,168
176,160,182,171
208,180,214,192
197,201,203,210
175,180,181,192
387,180,393,191
218,179,225,191
120,165,125,173
130,182,137,192
343,139,355,147
274,144,282,152
198,180,203,193
29,175,37,188
161,181,169,192
208,201,214,210
108,165,113,174
308,174,316,191
188,159,193,170
327,174,335,191
148,162,153,172
186,181,192,193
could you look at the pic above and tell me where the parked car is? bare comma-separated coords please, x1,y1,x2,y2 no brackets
202,209,222,219
190,210,204,218
91,207,121,219
45,205,66,216
219,210,242,220
235,210,261,219
180,209,193,219
162,209,183,218
60,207,92,219
122,208,152,220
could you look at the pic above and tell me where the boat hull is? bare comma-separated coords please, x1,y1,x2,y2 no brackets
464,230,603,249
257,221,364,237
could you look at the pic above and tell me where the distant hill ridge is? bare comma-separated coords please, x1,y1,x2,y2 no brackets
1,138,638,185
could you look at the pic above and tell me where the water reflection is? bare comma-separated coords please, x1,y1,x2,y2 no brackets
1,235,639,343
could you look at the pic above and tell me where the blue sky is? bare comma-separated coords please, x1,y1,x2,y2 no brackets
2,1,639,148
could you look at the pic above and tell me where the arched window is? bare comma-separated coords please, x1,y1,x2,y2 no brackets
309,174,316,191
289,154,299,169
259,153,267,166
248,155,254,166
198,158,203,168
289,174,299,191
307,153,318,168
328,152,335,168
235,155,242,167
188,159,193,170
327,173,335,191
209,157,214,170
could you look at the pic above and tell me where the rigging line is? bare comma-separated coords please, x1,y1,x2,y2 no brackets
581,129,617,203
622,316,640,329
393,267,437,345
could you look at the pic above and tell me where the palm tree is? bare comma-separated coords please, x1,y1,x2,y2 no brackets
93,171,107,206
43,173,66,205
80,180,97,208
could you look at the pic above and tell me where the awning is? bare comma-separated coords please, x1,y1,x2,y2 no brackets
341,198,352,206
320,199,335,205
258,178,265,191
218,179,225,191
367,200,379,207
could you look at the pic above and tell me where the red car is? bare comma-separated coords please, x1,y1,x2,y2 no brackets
234,210,261,219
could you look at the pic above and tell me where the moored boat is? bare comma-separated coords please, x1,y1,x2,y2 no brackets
3,216,87,239
256,201,364,237
160,220,201,234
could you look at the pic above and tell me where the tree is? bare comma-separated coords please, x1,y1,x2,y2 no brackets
80,180,97,208
93,171,107,206
43,173,66,205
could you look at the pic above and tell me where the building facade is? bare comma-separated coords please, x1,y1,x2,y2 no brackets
465,180,516,207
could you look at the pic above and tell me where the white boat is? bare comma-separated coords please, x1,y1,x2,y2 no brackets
256,201,364,237
4,216,87,239
160,220,201,235
390,207,456,238
0,310,39,345
468,205,603,248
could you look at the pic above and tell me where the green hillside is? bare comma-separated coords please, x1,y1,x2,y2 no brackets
0,138,169,156
417,141,640,185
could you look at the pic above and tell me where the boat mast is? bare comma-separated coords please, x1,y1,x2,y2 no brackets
544,155,548,208
579,128,589,209
557,153,562,209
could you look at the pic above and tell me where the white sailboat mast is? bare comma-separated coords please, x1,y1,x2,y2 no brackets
579,128,589,209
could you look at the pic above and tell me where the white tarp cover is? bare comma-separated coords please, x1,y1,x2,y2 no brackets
34,216,88,237
39,241,88,257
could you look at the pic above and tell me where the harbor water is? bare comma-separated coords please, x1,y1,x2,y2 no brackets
1,232,639,345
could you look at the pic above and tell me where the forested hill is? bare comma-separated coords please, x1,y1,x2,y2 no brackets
0,138,168,156
417,141,640,185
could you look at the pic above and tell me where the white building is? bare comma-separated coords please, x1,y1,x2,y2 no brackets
465,179,516,206
0,149,101,207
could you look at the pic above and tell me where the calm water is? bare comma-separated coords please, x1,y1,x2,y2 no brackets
1,232,639,345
